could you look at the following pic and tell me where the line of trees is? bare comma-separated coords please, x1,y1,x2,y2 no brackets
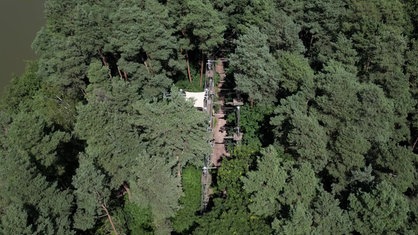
0,0,417,234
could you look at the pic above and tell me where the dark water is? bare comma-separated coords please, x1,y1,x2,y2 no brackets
0,0,45,95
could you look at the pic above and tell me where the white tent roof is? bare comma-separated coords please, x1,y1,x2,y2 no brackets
185,91,205,109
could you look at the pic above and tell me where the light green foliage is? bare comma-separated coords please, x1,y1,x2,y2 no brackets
72,155,110,231
122,202,154,234
0,204,33,235
129,155,183,234
172,166,201,233
349,181,410,234
230,104,274,148
175,66,205,91
242,146,318,218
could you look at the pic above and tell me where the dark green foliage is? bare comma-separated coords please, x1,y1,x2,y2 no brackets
194,146,272,234
132,87,211,168
349,181,410,234
175,68,205,92
123,202,154,234
276,51,314,96
228,104,274,148
0,61,41,111
230,26,281,104
0,149,74,234
371,143,416,193
1,0,418,233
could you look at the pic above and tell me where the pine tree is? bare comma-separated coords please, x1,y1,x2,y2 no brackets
230,26,281,104
0,149,74,234
72,154,117,233
349,181,410,234
132,87,211,171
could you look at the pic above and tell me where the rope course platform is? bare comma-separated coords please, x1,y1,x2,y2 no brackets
199,58,244,212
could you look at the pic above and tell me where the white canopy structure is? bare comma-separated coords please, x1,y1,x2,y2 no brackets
185,91,206,109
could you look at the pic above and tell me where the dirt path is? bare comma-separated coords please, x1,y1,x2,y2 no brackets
211,61,229,167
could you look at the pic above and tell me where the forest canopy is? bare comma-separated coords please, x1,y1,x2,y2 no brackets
1,0,418,234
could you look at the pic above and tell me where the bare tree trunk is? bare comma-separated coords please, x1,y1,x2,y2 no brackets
118,68,123,80
123,184,132,201
176,156,182,177
144,61,150,74
101,204,119,235
146,52,155,76
98,49,109,67
98,49,112,78
412,136,418,150
200,53,204,87
186,52,192,83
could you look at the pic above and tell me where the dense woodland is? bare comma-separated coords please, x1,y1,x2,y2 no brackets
1,0,418,234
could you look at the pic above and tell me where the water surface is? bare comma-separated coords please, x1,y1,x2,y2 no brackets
0,0,45,95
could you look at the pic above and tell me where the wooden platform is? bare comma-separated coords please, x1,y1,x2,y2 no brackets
225,98,244,106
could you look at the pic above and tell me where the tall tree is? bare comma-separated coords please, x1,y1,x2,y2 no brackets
0,149,73,234
348,181,410,234
230,26,281,104
132,88,211,173
72,155,116,233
